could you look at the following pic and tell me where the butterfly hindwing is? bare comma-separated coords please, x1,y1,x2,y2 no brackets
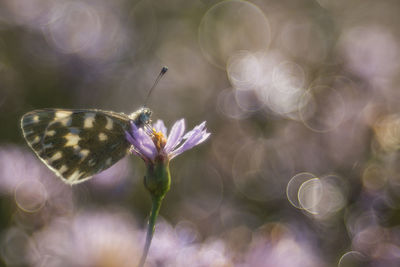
21,109,133,184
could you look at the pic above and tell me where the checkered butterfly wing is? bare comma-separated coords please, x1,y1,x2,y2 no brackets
21,109,139,184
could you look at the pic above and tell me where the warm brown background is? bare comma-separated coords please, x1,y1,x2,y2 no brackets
1,0,399,266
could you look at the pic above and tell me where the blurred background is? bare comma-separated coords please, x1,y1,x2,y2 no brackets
1,0,400,266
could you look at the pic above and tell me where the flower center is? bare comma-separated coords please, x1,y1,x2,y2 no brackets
152,129,167,152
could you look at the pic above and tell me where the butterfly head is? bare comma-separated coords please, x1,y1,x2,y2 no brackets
130,107,152,127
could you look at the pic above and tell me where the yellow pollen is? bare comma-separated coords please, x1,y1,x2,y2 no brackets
152,129,166,151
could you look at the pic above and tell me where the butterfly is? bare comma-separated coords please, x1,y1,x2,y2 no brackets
21,108,152,184
20,67,167,185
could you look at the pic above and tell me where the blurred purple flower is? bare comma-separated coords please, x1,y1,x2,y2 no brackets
146,220,232,267
28,210,142,267
0,145,74,215
241,228,326,267
27,210,233,267
125,119,210,164
0,145,48,194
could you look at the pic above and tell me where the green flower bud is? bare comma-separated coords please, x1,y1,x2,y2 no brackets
144,156,171,199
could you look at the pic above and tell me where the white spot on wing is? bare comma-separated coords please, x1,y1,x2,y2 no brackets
79,149,90,160
68,170,82,182
98,132,108,141
31,136,40,144
55,111,73,119
46,130,56,137
33,115,39,122
65,133,81,146
105,157,112,166
105,117,114,130
59,117,72,126
49,151,62,162
59,165,68,174
84,113,95,128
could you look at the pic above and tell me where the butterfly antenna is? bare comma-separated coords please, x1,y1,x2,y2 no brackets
144,66,168,107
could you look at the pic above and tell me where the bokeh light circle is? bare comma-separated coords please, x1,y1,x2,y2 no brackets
339,26,400,83
0,227,32,266
14,179,47,213
338,251,367,267
286,172,318,209
199,0,270,69
175,220,199,245
298,178,323,214
317,175,348,217
362,163,387,191
272,61,306,92
227,50,261,91
299,85,346,132
44,2,101,54
234,88,263,112
295,175,347,217
217,88,251,119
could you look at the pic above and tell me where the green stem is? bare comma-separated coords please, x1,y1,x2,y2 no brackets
138,196,163,267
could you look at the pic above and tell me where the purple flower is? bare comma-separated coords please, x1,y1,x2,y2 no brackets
28,210,143,267
125,118,210,266
125,119,210,164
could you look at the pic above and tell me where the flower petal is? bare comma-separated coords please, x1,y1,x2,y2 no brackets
169,123,210,159
126,123,157,160
198,131,211,144
164,119,185,153
153,120,167,137
125,131,140,149
126,131,154,161
136,129,158,160
182,121,206,140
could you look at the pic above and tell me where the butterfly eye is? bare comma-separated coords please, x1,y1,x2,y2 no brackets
140,113,146,123
139,109,152,125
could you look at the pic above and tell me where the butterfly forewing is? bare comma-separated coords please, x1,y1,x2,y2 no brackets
21,109,135,184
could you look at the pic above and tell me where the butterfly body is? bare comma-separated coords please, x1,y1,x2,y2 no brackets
21,107,152,184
